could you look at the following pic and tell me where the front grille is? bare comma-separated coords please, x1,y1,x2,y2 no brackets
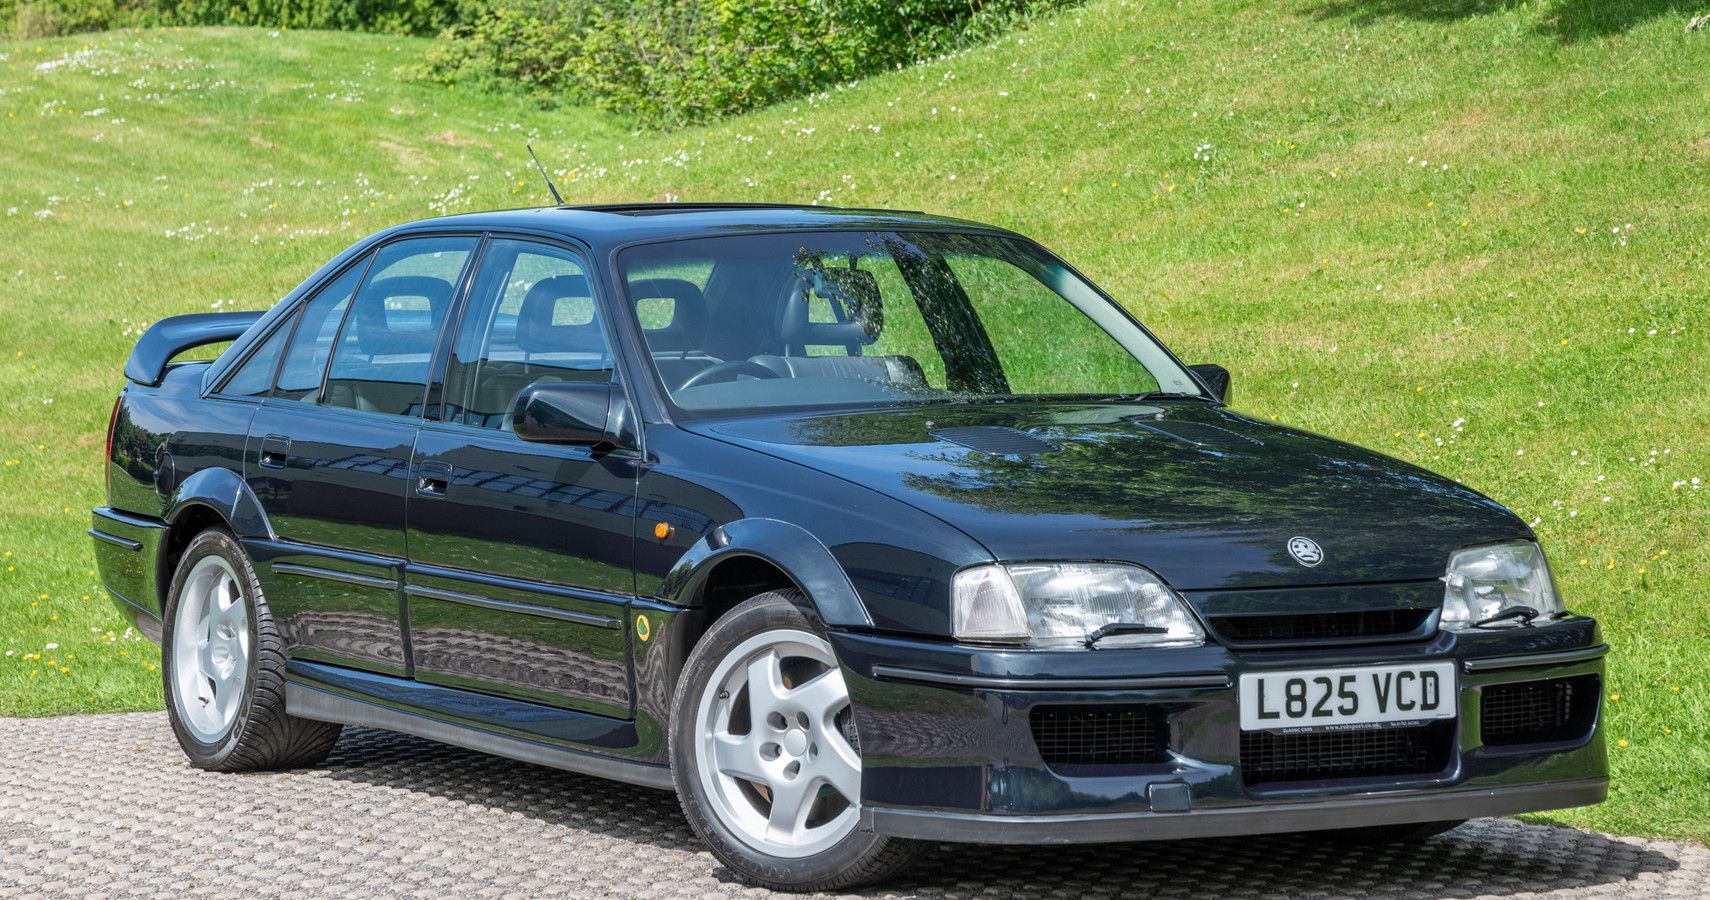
1481,675,1599,747
1030,705,1168,769
1210,608,1434,647
1241,721,1454,786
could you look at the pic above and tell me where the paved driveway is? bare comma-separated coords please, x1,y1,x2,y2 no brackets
0,712,1703,899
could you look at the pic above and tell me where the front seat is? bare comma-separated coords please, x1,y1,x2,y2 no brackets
630,277,723,388
752,268,927,388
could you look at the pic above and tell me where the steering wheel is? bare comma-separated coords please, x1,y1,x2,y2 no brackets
678,359,784,391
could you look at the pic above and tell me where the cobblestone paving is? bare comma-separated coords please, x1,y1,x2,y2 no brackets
1,713,1705,899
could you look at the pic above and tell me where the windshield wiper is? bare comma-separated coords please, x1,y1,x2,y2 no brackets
1134,391,1213,403
1084,622,1169,648
1473,605,1540,628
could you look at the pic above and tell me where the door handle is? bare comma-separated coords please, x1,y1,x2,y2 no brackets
416,461,453,497
258,434,290,469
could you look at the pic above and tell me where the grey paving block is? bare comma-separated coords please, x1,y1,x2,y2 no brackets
0,712,1703,899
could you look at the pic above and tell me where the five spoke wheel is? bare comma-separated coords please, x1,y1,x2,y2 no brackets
170,555,251,743
694,629,861,858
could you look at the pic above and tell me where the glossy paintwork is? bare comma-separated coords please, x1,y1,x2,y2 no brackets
835,617,1606,816
633,424,991,632
697,401,1531,598
406,397,640,715
124,311,262,386
243,401,416,675
92,204,1605,821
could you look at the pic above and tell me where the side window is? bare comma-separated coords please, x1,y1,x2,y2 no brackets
274,260,365,402
219,317,292,398
322,236,476,417
443,239,610,429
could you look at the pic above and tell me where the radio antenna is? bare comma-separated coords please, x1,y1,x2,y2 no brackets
527,144,565,206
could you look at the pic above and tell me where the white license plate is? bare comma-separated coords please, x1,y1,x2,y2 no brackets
1239,662,1457,731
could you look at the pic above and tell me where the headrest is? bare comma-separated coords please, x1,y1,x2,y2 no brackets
516,274,605,354
779,267,883,352
353,276,452,356
628,277,708,352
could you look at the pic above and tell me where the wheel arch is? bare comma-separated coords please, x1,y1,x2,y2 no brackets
159,467,273,606
661,518,873,632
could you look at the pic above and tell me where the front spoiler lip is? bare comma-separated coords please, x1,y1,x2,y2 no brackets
868,665,1231,691
861,778,1609,844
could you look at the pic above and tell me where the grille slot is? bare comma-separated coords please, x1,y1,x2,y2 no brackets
1240,721,1454,786
1481,675,1600,747
1209,608,1435,647
1030,705,1168,769
929,426,1059,456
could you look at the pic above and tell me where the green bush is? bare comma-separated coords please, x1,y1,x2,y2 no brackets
424,0,1071,127
2,0,486,37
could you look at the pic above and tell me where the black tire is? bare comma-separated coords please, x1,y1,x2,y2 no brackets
161,528,343,771
669,589,921,892
1314,819,1466,844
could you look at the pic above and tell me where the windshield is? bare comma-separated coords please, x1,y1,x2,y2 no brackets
618,230,1203,414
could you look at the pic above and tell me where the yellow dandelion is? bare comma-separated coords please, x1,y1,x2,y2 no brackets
1610,693,1621,702
1617,739,1629,748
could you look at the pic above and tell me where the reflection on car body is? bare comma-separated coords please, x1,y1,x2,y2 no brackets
90,203,1606,892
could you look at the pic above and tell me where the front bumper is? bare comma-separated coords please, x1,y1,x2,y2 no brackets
832,618,1608,842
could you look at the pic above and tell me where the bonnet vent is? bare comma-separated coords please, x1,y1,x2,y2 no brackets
1133,420,1262,448
930,426,1060,456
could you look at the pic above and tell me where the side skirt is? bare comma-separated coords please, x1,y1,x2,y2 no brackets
284,662,673,791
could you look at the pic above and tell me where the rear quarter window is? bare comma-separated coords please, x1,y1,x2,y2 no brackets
218,322,290,397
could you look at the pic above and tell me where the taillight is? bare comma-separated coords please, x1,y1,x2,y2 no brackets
104,393,123,496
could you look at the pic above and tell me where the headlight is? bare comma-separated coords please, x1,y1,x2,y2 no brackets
952,562,1204,648
1441,541,1564,628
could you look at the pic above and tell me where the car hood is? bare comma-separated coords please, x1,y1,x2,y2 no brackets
696,401,1531,591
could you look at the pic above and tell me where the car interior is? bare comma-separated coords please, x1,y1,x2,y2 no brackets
453,273,615,429
322,274,454,417
633,259,931,406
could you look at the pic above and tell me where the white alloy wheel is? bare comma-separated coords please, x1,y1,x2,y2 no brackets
169,555,251,743
693,628,862,859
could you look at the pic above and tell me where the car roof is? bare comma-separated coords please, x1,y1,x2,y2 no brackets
392,203,1018,252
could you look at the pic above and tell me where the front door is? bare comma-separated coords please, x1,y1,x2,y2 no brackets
405,237,637,718
245,235,478,675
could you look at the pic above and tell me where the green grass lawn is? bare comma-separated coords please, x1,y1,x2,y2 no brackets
2,0,1707,843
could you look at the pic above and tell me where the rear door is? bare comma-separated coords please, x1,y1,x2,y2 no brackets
404,237,638,718
244,235,479,675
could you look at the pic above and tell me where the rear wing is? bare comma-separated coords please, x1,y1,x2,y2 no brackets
124,311,264,386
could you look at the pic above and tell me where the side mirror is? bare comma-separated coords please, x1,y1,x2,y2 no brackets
512,381,632,448
1188,363,1230,404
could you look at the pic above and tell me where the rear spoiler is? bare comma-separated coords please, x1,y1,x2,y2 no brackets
124,311,264,386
